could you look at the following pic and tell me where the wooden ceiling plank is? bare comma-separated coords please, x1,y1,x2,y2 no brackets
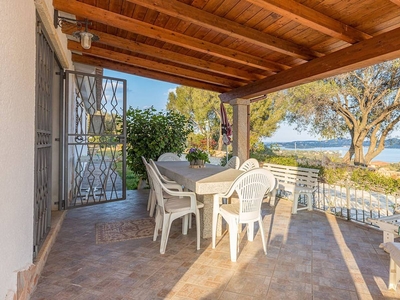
53,0,289,72
390,0,400,6
108,0,124,34
71,53,229,92
68,40,242,88
62,26,263,81
220,26,400,102
126,0,321,60
246,0,371,43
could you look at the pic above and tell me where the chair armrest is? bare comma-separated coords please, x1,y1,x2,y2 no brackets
162,187,199,210
162,175,178,184
164,183,183,192
213,188,236,200
162,186,196,199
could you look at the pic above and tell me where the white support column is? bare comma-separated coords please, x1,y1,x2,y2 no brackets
230,98,250,164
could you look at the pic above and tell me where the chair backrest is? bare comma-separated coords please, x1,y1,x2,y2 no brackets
141,156,148,166
141,156,154,187
145,162,166,211
149,158,164,179
239,158,259,171
226,156,240,169
157,152,181,161
228,168,275,223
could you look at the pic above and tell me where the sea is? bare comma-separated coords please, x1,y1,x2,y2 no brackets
281,147,399,163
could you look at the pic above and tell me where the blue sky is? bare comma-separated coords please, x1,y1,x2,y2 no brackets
104,69,400,143
104,69,177,111
104,69,315,142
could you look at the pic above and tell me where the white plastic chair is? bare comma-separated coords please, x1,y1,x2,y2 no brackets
149,159,179,185
141,156,182,217
147,163,204,254
239,158,259,171
226,156,240,169
212,168,275,262
149,158,191,221
157,152,181,161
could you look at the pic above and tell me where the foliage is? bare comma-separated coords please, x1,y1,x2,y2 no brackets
167,86,221,150
259,151,400,194
263,155,299,166
115,161,140,190
185,148,210,163
249,92,288,150
219,153,232,167
249,144,277,162
167,86,287,152
187,132,217,153
350,168,400,194
123,107,193,177
319,167,348,185
286,59,400,165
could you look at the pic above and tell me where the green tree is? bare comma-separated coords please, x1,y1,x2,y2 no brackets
167,86,222,150
167,86,287,151
250,92,288,151
286,60,400,165
124,107,193,177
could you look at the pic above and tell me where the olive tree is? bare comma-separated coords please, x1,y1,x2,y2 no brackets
286,60,400,165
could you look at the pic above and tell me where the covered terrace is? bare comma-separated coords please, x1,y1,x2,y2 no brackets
50,0,400,163
6,0,400,299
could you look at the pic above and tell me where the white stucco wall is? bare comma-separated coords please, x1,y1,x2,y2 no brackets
0,0,74,298
0,0,36,298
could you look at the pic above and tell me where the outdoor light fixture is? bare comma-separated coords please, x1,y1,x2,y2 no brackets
54,10,99,50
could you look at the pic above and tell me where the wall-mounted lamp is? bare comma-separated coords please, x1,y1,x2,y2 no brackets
54,10,99,50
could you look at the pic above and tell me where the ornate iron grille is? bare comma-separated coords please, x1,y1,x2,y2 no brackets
64,71,126,207
33,20,53,258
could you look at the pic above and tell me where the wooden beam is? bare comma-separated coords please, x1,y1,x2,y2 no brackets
390,0,400,6
127,0,321,60
71,54,230,93
246,0,371,43
61,23,264,81
53,0,288,72
219,27,400,102
68,41,243,88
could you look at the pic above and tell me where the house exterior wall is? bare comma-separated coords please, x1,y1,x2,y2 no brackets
0,0,74,298
0,0,36,298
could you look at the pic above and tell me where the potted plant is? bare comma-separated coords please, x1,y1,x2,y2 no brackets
186,148,210,168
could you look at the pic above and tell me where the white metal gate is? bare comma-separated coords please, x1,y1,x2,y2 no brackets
64,71,127,208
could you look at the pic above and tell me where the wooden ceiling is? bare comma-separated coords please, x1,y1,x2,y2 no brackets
53,0,400,103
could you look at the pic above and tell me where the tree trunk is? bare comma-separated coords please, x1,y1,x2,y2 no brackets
343,144,355,163
353,143,365,166
364,144,385,165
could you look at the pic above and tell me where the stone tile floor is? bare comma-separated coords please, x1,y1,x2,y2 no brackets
31,189,400,299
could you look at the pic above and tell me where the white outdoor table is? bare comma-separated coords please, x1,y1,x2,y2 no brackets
155,161,243,238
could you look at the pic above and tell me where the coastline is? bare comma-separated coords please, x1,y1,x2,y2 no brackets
280,147,399,164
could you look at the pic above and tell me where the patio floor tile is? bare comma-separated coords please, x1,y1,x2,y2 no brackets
30,189,400,299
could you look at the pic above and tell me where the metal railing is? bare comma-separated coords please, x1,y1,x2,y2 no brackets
312,180,400,224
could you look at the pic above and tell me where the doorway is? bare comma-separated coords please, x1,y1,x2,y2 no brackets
63,71,127,208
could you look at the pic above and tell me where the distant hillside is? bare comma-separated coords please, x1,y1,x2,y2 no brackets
266,138,400,149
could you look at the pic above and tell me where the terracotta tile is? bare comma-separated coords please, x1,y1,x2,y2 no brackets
29,190,400,299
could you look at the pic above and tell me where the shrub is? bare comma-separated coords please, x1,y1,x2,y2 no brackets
319,167,348,184
263,155,299,166
351,168,400,194
220,152,234,166
261,153,399,192
123,107,193,178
